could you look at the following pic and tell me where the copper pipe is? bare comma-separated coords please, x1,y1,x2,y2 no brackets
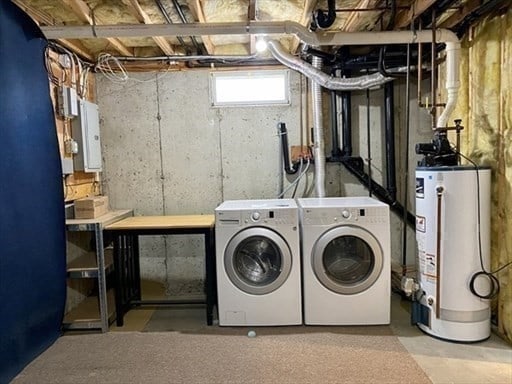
418,19,423,106
431,9,437,129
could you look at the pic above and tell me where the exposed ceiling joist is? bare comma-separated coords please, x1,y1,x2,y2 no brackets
290,0,319,54
61,0,133,56
394,0,437,28
122,0,175,55
188,0,215,54
440,0,483,28
12,0,94,61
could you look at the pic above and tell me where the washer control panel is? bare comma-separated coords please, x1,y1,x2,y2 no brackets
302,206,388,225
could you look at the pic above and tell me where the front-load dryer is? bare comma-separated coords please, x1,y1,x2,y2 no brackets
298,197,390,325
215,199,301,326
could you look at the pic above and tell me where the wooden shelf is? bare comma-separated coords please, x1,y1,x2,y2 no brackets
67,248,114,278
63,289,116,330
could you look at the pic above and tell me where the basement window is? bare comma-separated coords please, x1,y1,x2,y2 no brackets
210,70,290,107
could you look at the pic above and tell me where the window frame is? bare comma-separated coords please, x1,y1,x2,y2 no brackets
209,69,291,107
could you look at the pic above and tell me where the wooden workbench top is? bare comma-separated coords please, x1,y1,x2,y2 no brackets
105,214,215,230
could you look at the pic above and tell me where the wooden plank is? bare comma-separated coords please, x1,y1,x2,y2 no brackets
439,0,483,29
64,182,100,202
394,0,437,29
56,39,95,61
105,215,215,230
290,0,319,54
61,0,133,56
12,0,94,61
123,0,175,55
188,0,215,54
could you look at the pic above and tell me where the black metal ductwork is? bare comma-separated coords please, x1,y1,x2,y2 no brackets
324,60,415,228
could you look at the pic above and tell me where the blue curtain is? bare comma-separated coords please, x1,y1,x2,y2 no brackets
0,2,66,382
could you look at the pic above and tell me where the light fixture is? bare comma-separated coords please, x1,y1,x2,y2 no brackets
255,38,268,53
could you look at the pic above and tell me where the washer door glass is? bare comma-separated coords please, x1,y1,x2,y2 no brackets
312,226,383,295
225,227,292,295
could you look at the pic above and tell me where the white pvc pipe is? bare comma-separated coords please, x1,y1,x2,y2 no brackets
40,21,460,45
311,56,326,198
436,42,461,129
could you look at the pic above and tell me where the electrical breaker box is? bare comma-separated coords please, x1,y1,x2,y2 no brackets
58,85,78,118
72,100,102,172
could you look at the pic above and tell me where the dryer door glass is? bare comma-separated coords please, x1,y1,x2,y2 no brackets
225,228,292,295
234,236,281,285
323,235,374,285
313,227,383,295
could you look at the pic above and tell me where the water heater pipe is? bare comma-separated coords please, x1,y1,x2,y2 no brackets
311,55,326,198
436,42,460,128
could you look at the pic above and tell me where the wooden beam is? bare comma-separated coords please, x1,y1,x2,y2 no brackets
122,0,175,55
188,0,215,54
61,0,133,56
439,0,483,29
249,0,257,54
343,0,372,31
291,0,319,54
394,0,437,29
12,0,94,61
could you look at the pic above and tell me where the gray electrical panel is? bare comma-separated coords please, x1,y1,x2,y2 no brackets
72,100,102,172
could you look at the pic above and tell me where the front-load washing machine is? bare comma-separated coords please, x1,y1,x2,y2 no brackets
298,197,390,325
215,199,301,326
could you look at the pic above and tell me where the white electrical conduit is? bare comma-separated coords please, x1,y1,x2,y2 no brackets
311,55,326,198
267,40,393,90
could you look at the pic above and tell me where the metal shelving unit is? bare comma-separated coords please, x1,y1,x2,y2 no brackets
64,209,133,332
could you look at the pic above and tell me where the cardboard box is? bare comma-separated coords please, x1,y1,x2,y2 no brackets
74,196,109,219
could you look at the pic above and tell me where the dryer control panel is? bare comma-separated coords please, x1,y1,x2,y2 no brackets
301,206,388,226
216,208,297,227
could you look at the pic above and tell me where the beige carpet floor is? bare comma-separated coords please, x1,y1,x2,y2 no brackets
12,326,431,384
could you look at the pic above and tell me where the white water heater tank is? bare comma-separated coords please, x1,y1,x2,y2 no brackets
415,166,491,342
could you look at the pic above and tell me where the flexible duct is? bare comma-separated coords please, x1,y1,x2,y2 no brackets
267,40,393,91
311,55,326,198
436,42,461,128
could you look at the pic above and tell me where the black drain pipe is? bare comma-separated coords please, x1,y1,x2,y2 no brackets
384,81,397,201
341,91,352,156
330,90,343,159
278,123,298,175
170,0,205,55
340,158,416,227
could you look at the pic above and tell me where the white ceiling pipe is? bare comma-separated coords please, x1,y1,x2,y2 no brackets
40,21,459,45
437,42,460,128
267,40,393,91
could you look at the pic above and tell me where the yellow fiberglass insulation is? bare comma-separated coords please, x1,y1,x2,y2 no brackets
443,8,512,344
